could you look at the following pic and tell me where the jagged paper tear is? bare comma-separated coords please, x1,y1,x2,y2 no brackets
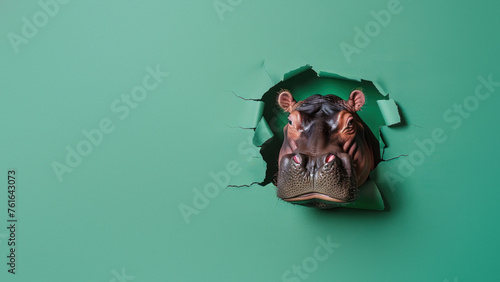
253,117,273,147
377,99,401,126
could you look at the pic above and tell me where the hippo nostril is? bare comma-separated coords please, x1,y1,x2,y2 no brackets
325,154,335,163
293,154,302,164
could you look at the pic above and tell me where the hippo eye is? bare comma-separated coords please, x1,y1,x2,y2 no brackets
288,119,293,125
347,117,354,127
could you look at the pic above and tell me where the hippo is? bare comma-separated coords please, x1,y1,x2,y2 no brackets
276,89,380,208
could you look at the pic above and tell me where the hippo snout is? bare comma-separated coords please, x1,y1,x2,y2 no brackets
277,153,358,207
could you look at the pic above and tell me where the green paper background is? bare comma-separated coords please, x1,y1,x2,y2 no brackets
1,0,499,281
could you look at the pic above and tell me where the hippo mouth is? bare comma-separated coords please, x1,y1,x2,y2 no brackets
283,192,346,203
277,153,358,208
283,193,351,209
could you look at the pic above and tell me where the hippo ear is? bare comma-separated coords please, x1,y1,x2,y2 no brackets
277,90,297,113
348,90,365,112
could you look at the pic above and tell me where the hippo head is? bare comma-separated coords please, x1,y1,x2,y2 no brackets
276,90,380,208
